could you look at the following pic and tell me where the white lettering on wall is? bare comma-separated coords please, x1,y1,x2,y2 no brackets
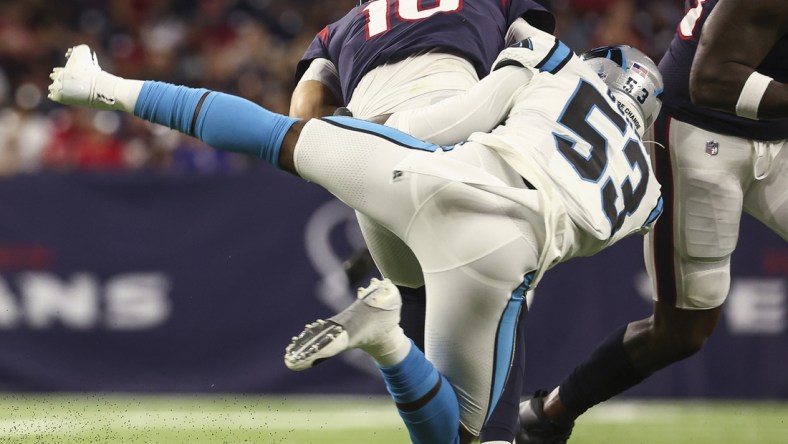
22,272,98,329
0,278,21,328
105,273,171,330
0,272,172,330
725,278,786,335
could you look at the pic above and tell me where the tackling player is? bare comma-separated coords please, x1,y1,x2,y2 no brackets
47,21,663,442
289,2,555,442
517,1,787,442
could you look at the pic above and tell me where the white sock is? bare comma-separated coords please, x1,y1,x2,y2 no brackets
365,326,411,367
94,71,144,113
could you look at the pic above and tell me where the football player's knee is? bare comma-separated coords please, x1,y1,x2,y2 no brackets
679,257,731,309
651,257,728,361
662,322,712,360
651,315,714,363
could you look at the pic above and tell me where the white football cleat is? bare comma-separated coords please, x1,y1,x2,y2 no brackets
48,44,117,110
284,278,402,371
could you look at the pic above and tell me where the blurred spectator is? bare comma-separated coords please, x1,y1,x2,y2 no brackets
551,0,684,60
41,108,125,171
0,0,683,177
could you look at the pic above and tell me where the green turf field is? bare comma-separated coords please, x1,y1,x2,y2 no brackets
0,394,785,443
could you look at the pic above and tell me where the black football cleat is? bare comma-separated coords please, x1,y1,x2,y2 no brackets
516,390,575,444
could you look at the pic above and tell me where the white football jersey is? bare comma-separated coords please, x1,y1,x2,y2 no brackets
470,30,663,257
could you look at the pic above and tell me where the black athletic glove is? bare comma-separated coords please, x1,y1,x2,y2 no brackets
333,106,353,117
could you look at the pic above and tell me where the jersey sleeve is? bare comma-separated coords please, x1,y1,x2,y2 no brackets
296,58,341,101
507,0,555,34
385,66,533,145
293,27,332,85
505,18,540,46
493,28,572,74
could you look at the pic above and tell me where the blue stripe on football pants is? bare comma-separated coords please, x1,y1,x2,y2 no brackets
487,273,532,422
480,297,528,443
321,115,449,152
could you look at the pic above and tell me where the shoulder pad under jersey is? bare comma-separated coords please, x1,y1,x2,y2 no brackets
492,34,574,75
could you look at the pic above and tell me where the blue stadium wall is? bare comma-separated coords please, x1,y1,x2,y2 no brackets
0,171,785,398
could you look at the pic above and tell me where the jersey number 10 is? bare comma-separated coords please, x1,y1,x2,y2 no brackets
362,0,463,39
678,0,709,40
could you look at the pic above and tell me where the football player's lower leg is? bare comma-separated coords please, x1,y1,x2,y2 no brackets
362,325,411,368
379,344,462,444
399,285,427,351
547,324,647,424
480,304,527,443
133,81,300,170
623,302,722,372
548,302,721,422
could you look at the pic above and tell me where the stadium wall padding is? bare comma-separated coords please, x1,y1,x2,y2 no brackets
0,172,785,398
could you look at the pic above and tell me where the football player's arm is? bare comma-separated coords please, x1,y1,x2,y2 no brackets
506,0,556,44
689,0,788,119
289,58,343,119
505,17,551,46
506,18,535,46
384,66,532,145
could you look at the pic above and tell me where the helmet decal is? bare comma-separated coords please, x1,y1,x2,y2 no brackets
580,45,664,135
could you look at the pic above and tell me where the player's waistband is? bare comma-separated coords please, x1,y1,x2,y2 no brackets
663,104,788,142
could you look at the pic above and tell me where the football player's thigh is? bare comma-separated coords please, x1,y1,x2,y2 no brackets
646,120,751,309
294,118,425,237
355,212,424,288
410,185,539,435
424,241,537,435
743,140,788,240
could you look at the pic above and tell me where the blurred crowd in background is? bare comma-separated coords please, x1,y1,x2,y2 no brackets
0,0,683,176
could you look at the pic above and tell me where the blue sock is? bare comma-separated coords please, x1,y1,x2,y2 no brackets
379,342,460,444
134,81,299,168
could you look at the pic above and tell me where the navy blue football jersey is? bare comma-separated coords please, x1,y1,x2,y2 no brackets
295,0,554,105
659,0,788,140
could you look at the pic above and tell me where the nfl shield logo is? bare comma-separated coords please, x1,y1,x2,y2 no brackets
705,140,719,156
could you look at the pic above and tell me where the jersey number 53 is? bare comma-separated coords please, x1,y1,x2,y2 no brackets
554,80,651,237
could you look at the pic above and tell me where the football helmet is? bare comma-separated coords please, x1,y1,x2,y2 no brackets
581,45,663,136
